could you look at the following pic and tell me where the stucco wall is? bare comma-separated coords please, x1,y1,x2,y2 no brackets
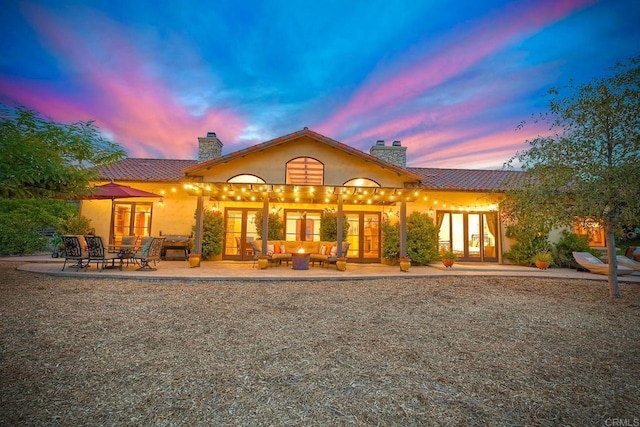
194,136,412,188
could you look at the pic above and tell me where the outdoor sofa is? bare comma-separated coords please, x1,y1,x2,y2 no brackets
253,240,350,267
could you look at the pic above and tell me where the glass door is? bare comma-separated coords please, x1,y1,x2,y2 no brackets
112,202,152,245
345,212,381,262
224,208,259,260
437,211,498,262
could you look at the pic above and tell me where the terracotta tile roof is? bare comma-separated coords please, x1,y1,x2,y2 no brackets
95,158,198,182
408,167,525,192
183,127,424,183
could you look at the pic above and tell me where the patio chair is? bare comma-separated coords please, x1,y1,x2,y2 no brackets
249,240,267,268
84,235,122,271
572,252,633,276
132,237,165,271
326,242,350,269
616,255,640,272
61,235,89,271
625,246,640,262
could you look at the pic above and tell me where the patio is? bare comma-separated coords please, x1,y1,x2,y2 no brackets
7,255,640,283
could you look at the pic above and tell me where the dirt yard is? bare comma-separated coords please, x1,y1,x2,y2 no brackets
1,261,638,426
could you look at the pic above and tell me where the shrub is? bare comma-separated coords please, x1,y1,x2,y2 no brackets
382,211,439,266
406,211,439,265
0,199,83,255
198,210,224,260
504,235,553,266
254,209,284,240
320,208,350,241
381,219,400,263
554,230,593,268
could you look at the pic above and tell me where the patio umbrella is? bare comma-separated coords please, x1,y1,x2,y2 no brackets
83,182,161,244
85,182,161,200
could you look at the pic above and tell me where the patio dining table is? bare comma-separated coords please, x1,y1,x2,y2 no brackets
105,244,139,269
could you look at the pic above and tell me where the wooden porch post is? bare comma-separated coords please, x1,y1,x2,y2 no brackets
337,193,344,257
262,193,269,254
194,194,204,257
399,199,407,258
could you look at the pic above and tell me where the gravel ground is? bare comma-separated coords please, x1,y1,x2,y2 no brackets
1,262,639,426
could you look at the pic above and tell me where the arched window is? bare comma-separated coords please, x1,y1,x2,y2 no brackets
227,174,265,184
343,178,381,187
286,157,324,185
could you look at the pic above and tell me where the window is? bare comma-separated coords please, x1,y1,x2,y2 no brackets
286,157,324,185
343,178,380,187
228,174,265,183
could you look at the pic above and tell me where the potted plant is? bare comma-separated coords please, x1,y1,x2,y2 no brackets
399,256,411,272
192,209,225,261
441,251,458,268
335,257,348,271
532,251,553,270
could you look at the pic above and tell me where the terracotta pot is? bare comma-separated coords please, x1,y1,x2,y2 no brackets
336,257,347,271
442,259,454,268
188,254,201,268
535,261,550,270
258,256,269,269
399,258,411,272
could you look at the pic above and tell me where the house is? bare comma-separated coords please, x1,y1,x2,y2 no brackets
83,128,528,263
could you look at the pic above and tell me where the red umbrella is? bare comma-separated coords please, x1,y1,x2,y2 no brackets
85,182,161,200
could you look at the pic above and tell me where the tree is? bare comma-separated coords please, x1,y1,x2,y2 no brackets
0,106,125,199
503,57,640,298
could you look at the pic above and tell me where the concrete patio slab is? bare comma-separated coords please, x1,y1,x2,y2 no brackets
3,255,640,283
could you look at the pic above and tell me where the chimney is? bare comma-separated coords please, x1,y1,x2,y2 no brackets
369,139,407,168
198,132,223,162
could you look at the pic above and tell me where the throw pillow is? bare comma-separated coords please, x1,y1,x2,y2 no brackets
280,244,286,254
330,246,337,256
320,245,326,255
267,244,274,256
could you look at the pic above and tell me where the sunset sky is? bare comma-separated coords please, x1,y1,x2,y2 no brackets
1,0,639,169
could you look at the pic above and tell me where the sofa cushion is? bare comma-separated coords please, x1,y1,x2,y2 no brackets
284,241,299,254
301,241,320,253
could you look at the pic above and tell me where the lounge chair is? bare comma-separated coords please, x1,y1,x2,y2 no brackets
132,237,165,271
61,235,89,271
572,252,633,276
85,235,122,271
625,246,640,262
616,255,640,272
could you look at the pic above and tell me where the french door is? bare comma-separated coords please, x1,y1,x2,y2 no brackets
112,202,153,245
224,208,259,260
437,211,498,262
344,212,381,263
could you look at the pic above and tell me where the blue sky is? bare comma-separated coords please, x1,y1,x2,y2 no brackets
1,0,639,169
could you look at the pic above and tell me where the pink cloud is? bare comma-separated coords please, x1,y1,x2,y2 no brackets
317,0,596,137
7,4,245,159
407,120,552,169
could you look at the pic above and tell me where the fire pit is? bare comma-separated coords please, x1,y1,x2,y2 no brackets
291,250,310,270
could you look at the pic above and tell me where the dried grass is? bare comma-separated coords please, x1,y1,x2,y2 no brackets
1,262,639,426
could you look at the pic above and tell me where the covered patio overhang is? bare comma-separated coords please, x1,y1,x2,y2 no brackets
182,182,425,205
183,181,425,266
